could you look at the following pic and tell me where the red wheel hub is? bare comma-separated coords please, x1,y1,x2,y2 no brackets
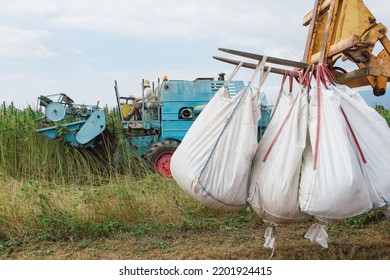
155,152,173,177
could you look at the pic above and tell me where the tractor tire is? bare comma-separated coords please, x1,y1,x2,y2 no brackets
144,139,180,177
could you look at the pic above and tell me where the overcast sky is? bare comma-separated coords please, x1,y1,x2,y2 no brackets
1,0,389,108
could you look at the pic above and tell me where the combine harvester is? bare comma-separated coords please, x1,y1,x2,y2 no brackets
36,77,271,177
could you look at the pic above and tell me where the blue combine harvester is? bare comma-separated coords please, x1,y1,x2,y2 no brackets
36,75,271,177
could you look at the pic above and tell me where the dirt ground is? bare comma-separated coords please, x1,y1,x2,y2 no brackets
1,220,390,260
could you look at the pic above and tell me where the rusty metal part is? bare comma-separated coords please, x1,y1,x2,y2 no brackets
303,0,390,95
214,1,390,95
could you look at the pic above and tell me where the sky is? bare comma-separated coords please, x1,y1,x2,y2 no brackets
1,0,389,109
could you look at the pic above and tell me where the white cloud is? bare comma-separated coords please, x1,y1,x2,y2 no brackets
0,1,309,43
2,1,388,59
1,0,389,108
0,26,57,58
0,0,62,17
47,1,308,42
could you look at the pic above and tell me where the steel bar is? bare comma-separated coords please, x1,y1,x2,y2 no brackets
218,48,309,70
213,56,300,78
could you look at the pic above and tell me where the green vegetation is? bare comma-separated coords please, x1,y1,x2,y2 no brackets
0,102,145,184
0,101,251,243
375,105,390,125
0,101,389,259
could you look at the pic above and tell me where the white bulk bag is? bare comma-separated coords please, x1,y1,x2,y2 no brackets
299,84,373,220
332,84,390,209
248,81,311,224
171,63,267,211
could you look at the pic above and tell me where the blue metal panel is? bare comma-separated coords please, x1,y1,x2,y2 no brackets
160,80,244,101
161,81,213,102
159,80,212,142
158,80,245,143
36,120,96,148
76,110,106,144
141,120,160,130
258,107,272,141
160,120,194,141
129,135,158,156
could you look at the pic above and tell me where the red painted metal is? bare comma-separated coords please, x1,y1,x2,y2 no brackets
155,153,173,177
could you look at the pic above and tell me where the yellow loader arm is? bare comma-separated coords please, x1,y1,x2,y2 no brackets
214,0,390,96
303,0,390,96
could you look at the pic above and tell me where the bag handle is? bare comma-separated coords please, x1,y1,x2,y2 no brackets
288,70,294,93
269,73,286,122
263,65,314,162
224,61,244,87
299,64,314,88
249,57,271,100
312,63,335,170
262,77,302,162
315,63,337,88
269,69,295,122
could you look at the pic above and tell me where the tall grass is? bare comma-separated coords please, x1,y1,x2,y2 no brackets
0,102,389,242
0,102,241,241
0,102,147,184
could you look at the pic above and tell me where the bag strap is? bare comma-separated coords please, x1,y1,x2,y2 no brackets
224,61,244,87
269,69,293,122
315,63,337,88
313,63,336,170
288,70,294,93
269,73,287,122
262,84,301,162
263,66,312,162
340,107,367,164
252,56,271,99
248,57,267,87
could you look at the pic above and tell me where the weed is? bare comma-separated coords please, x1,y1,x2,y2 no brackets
90,221,122,237
344,210,386,228
151,240,173,251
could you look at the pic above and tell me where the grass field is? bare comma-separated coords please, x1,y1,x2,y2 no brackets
0,101,389,260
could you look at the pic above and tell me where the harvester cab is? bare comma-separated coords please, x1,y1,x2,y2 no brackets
115,80,160,130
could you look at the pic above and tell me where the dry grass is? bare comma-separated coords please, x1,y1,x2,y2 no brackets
0,176,389,260
1,219,389,260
